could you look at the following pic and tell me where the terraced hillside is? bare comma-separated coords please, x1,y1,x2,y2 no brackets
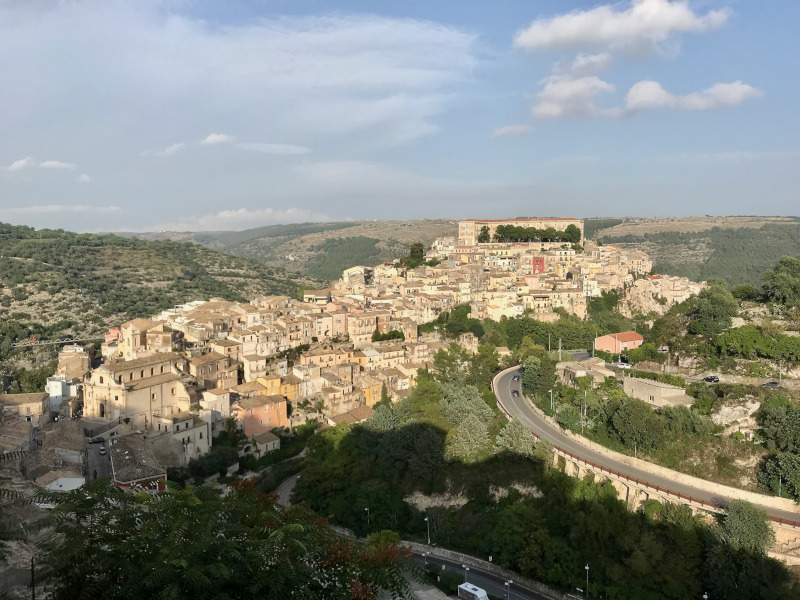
588,216,800,287
0,222,311,350
133,219,458,282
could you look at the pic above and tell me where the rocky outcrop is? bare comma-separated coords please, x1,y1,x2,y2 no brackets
618,279,671,318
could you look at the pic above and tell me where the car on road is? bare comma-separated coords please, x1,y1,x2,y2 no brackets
511,390,520,397
99,447,107,455
89,437,104,444
761,381,781,388
703,375,720,383
512,374,520,381
617,363,632,370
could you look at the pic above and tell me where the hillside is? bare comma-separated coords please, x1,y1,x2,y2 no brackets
0,222,311,350
130,220,458,282
589,217,800,287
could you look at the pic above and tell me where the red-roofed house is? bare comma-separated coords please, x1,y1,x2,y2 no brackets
594,331,644,354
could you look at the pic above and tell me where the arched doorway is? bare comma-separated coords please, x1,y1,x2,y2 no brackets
99,403,105,418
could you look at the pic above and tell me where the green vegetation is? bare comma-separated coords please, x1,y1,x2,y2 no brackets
763,255,800,307
583,218,624,240
687,280,738,336
602,221,800,287
372,329,405,342
0,221,305,354
491,224,581,244
294,347,795,599
41,478,411,599
305,236,383,281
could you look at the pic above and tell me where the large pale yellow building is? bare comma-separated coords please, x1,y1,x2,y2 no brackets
458,218,584,246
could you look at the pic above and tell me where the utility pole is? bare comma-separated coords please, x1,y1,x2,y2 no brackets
558,337,562,361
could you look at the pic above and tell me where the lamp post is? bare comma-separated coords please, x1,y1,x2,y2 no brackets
424,515,431,545
365,507,370,529
505,579,513,599
585,563,589,599
461,564,469,583
549,389,554,412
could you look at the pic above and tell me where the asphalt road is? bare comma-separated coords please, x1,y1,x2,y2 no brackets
86,441,112,480
275,472,300,507
412,554,553,600
494,366,800,526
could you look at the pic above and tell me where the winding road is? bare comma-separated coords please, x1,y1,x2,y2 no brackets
493,366,800,526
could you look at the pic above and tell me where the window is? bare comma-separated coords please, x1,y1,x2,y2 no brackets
158,424,161,430
150,368,154,376
114,395,118,401
199,432,203,440
160,366,164,373
141,370,144,378
171,388,175,396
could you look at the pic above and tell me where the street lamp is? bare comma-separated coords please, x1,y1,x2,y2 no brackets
365,507,370,529
703,594,708,600
585,564,589,599
424,515,431,545
505,579,513,600
461,564,469,583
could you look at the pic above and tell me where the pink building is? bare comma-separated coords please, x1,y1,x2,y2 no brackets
594,331,644,354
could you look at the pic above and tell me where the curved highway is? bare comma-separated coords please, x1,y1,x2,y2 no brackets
494,366,800,526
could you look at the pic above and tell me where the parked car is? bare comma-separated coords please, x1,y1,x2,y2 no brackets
761,381,781,388
511,390,520,397
703,375,720,383
89,437,104,444
617,363,632,370
99,446,107,455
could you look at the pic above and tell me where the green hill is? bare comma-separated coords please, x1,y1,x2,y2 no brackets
0,222,311,352
600,220,800,287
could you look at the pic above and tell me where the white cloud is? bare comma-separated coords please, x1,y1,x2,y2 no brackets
8,157,35,171
514,0,729,55
626,80,763,111
76,173,91,183
201,133,234,145
491,125,532,138
569,53,613,77
148,207,330,232
153,143,186,157
533,74,621,119
4,204,121,215
237,143,312,155
39,160,76,169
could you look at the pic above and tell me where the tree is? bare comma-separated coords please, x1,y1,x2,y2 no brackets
477,225,491,243
716,500,775,555
564,224,582,244
494,418,536,456
759,453,800,500
409,242,425,259
611,399,665,453
445,413,489,462
762,255,800,307
688,281,738,336
439,384,494,427
522,356,542,393
42,479,411,600
433,343,471,385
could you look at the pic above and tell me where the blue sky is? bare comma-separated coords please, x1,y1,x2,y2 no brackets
1,0,798,232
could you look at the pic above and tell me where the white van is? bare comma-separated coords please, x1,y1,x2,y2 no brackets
458,582,489,600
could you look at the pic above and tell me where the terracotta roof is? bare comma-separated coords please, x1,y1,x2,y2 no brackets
0,392,47,406
129,373,182,391
105,352,182,373
110,435,165,485
190,351,227,366
612,331,644,342
461,218,581,223
254,431,279,444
